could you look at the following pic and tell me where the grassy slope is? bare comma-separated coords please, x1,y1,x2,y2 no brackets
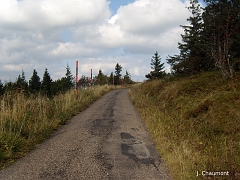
129,72,240,180
0,85,123,169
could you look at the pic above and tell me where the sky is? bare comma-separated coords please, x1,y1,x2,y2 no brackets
0,0,195,83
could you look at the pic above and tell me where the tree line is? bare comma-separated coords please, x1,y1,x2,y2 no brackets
145,0,240,80
77,63,134,89
0,65,74,97
0,63,134,97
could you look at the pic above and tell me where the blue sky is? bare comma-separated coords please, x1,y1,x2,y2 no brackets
109,0,135,14
0,0,195,82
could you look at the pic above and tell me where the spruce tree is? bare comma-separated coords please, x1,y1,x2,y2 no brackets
114,63,122,85
145,51,165,80
29,69,41,93
167,0,211,76
65,64,74,89
41,68,52,97
15,70,28,91
109,72,114,85
124,70,132,84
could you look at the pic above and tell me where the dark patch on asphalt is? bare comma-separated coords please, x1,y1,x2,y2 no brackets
91,91,121,178
121,132,158,169
121,132,135,139
39,163,68,180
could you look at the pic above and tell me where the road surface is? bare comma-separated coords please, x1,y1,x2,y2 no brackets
0,89,171,180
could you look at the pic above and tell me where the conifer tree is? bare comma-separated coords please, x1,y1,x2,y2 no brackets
64,64,74,89
146,51,165,80
114,63,122,85
41,68,52,97
29,69,41,93
15,70,28,91
124,70,132,84
167,0,211,76
109,72,114,85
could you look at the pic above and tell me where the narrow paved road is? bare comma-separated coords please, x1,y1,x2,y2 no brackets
0,89,171,180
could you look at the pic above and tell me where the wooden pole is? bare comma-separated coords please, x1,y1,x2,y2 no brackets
90,69,92,86
76,60,78,94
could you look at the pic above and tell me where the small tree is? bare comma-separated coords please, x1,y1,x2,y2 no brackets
114,63,122,85
145,51,165,80
64,64,74,89
124,70,132,84
95,69,107,85
29,69,41,93
109,72,114,85
15,70,28,91
41,68,52,97
77,75,91,89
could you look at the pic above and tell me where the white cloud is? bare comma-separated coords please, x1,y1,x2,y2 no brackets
115,0,190,35
0,0,111,31
0,0,192,82
85,0,191,55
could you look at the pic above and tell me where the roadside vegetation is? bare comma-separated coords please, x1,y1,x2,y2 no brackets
0,62,133,169
0,85,124,169
129,71,240,179
132,1,239,178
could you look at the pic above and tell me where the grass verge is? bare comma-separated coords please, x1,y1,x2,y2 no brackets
0,85,122,169
129,72,240,180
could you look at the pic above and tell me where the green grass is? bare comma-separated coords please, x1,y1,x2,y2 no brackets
0,85,123,169
129,72,240,180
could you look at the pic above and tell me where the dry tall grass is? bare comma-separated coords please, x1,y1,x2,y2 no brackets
129,72,240,180
0,85,121,169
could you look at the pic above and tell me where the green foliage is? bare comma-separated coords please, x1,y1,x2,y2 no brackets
145,51,165,80
77,75,91,89
168,0,213,76
202,0,240,77
124,70,133,84
29,69,41,94
94,69,108,85
168,0,240,78
15,70,28,91
51,64,75,95
41,68,52,97
114,63,122,85
64,64,75,89
109,72,114,85
2,62,132,96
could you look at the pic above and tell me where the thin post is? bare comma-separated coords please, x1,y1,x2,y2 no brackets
90,69,92,86
98,70,100,85
76,60,78,94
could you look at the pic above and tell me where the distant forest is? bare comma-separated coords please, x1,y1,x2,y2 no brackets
0,63,133,97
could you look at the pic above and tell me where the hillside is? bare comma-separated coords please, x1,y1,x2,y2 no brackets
129,71,240,180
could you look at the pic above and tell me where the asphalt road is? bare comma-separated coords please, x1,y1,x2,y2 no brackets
0,89,171,180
